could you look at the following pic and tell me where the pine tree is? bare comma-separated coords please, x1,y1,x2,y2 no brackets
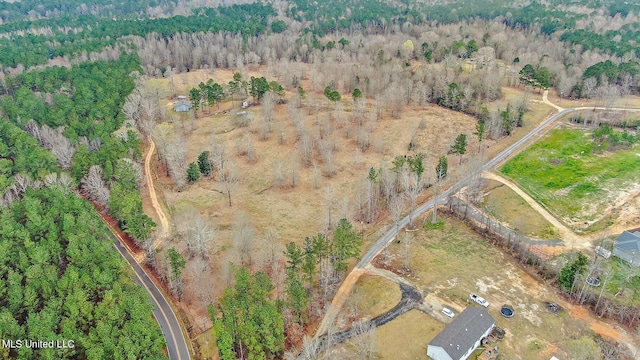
473,119,486,153
450,133,468,165
197,151,212,176
436,156,448,180
187,162,200,183
330,219,363,274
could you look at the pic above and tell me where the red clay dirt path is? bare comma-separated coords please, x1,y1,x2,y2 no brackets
145,138,171,246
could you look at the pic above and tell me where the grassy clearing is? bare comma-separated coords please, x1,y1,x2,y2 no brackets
143,69,591,348
500,127,640,230
347,274,402,321
375,310,444,360
371,214,604,359
479,178,557,239
331,310,443,360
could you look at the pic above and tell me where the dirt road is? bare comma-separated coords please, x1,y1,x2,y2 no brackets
482,171,589,249
314,268,365,338
145,138,170,245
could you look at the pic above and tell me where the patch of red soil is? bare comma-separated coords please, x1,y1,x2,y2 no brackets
562,301,638,353
525,243,564,259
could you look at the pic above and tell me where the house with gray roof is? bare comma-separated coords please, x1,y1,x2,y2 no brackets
613,230,640,267
173,96,192,112
427,307,495,360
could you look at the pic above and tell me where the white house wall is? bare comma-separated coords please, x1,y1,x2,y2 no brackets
427,345,453,360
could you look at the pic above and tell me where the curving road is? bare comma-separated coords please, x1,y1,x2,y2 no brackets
99,213,191,360
314,92,640,338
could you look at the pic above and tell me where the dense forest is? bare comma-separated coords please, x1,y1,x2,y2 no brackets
0,187,165,359
1,0,639,359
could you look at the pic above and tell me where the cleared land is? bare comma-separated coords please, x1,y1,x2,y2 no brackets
500,126,640,232
142,66,515,328
363,214,637,359
478,178,558,240
332,309,444,360
148,67,480,245
374,310,444,360
336,274,402,323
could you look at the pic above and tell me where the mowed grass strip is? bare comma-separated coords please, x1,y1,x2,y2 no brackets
500,128,640,223
479,179,558,239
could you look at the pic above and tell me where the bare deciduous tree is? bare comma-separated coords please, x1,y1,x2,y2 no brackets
80,165,110,206
319,138,336,177
299,132,314,166
211,135,227,178
349,320,378,360
152,122,173,176
274,159,285,188
297,336,321,360
43,172,72,190
166,131,187,191
402,167,422,228
324,186,335,232
583,77,598,99
25,120,76,170
179,209,217,260
220,162,240,207
123,80,159,138
232,212,255,267
432,161,447,224
289,154,299,188
260,91,276,140
312,161,321,189
390,193,406,233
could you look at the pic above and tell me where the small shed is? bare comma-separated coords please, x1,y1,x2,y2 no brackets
174,95,192,112
427,307,496,360
241,99,249,109
613,230,640,267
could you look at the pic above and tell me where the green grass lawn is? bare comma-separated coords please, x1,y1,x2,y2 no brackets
500,128,640,229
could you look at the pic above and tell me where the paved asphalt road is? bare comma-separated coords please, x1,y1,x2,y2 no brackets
107,226,191,360
356,105,639,269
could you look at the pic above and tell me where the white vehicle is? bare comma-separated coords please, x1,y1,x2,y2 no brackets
470,294,489,308
441,307,455,318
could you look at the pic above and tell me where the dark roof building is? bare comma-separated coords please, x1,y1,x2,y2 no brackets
427,307,495,360
613,230,640,267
